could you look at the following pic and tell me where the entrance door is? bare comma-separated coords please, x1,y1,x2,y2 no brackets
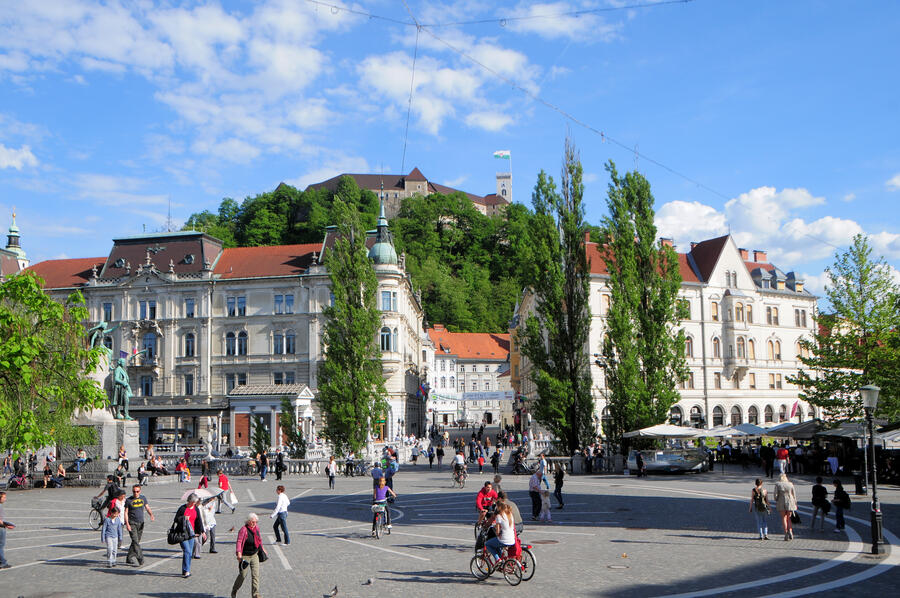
485,412,493,424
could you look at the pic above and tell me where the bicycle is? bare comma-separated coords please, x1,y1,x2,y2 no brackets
452,467,467,488
89,497,104,531
469,544,523,586
354,460,372,477
474,521,536,582
6,471,31,490
371,502,390,539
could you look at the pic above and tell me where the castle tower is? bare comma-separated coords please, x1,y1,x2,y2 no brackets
6,209,29,270
496,172,512,202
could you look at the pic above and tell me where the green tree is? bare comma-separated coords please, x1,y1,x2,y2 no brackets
599,162,688,449
789,234,900,419
520,139,595,453
317,197,387,454
251,415,271,457
0,272,106,456
279,396,308,459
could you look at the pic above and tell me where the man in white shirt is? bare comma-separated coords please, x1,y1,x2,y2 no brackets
271,485,290,545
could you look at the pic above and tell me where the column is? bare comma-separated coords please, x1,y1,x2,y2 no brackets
174,415,180,453
270,407,278,450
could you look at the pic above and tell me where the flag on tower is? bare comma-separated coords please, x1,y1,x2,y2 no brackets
493,150,511,159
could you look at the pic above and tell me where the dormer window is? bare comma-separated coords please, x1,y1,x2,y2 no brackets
184,254,195,264
114,258,126,268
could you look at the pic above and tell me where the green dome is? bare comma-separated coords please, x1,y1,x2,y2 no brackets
369,241,398,265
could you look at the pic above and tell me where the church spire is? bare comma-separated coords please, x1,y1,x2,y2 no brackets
6,208,29,269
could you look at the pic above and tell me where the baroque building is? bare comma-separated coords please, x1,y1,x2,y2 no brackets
27,205,429,448
510,234,819,436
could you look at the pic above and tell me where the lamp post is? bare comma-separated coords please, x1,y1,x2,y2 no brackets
860,384,884,554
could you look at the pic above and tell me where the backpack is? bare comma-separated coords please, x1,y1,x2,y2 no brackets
753,488,768,513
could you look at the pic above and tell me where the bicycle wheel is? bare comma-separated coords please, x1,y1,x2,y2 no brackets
501,558,523,586
89,508,102,530
374,514,383,539
520,547,536,581
469,555,491,580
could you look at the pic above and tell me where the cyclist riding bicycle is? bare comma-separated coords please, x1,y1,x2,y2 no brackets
484,501,517,562
476,481,498,526
453,451,467,478
93,475,121,511
371,476,397,536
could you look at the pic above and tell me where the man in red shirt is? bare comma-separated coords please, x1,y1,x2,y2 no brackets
475,481,498,526
216,469,235,514
775,445,790,475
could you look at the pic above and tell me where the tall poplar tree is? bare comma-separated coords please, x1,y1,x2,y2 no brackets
600,162,687,449
317,197,387,454
520,139,594,453
789,234,900,419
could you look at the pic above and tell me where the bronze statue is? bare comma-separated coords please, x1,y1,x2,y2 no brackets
86,321,119,355
111,357,134,420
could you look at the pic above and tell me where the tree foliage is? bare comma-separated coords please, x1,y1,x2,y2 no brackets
317,197,388,455
0,271,106,456
251,414,271,457
789,234,900,420
599,162,688,449
279,396,308,459
520,139,595,454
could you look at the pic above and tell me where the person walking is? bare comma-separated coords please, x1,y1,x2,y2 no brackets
436,444,445,471
427,445,435,469
774,473,798,541
124,484,155,566
271,485,290,545
202,499,218,553
553,464,565,509
528,471,542,521
326,456,336,490
810,476,830,532
216,469,236,514
0,491,13,569
832,479,850,533
749,478,770,540
101,506,124,567
173,493,205,578
232,513,268,598
761,444,775,479
274,449,285,481
775,444,790,475
258,452,269,482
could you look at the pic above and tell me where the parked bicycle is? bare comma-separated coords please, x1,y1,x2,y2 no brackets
6,470,31,490
89,497,104,530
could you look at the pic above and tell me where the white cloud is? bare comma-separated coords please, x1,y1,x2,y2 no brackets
0,144,38,169
655,200,728,249
886,173,900,191
444,175,469,187
842,192,856,202
72,173,169,207
870,231,900,260
284,155,371,190
506,2,621,41
465,111,513,131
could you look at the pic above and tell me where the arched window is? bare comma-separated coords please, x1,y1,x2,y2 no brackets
669,405,683,426
225,332,236,356
237,331,248,356
440,377,446,389
184,332,195,357
730,406,742,426
712,406,724,427
807,407,816,420
380,327,391,351
685,337,694,357
774,340,781,360
736,337,745,358
748,339,756,359
601,294,611,316
778,404,787,422
689,405,703,427
142,332,157,359
767,340,775,360
392,328,398,353
285,331,296,354
735,303,744,321
746,304,753,323
748,405,759,425
772,307,779,325
711,301,719,321
450,376,455,388
764,405,774,423
712,337,721,358
103,336,113,351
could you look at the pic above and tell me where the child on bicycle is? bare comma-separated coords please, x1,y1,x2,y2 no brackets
484,502,517,562
371,477,396,536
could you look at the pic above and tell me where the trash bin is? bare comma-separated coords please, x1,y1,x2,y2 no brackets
853,471,867,495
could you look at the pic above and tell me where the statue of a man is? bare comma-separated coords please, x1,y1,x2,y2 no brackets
111,358,134,420
87,321,119,354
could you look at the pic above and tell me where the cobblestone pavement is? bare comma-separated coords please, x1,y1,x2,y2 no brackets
1,464,897,597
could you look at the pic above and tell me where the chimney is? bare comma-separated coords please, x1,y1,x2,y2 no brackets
585,230,591,244
753,250,767,263
660,237,674,248
739,248,749,260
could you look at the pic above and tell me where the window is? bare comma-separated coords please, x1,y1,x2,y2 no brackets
714,372,722,389
484,381,491,391
800,310,806,327
392,328,398,353
380,327,391,351
225,332,236,356
766,307,772,324
749,373,756,389
237,331,248,355
748,405,759,424
712,406,724,426
142,332,157,359
735,303,744,321
677,298,690,319
440,360,446,371
285,332,295,354
730,406,742,426
227,297,236,317
450,376,455,388
274,372,283,385
690,406,703,427
774,341,781,360
776,374,783,389
601,294,611,316
440,377,446,389
732,372,740,388
226,374,236,393
794,309,801,327
141,375,153,397
274,333,284,355
103,302,112,322
748,339,756,359
764,405,774,423
392,292,398,311
772,307,778,325
472,380,478,391
778,404,787,421
275,295,283,314
381,291,391,311
768,373,776,389
713,338,721,358
139,300,147,319
237,297,246,316
184,374,194,396
687,372,694,389
185,298,195,318
184,332,195,357
746,305,753,323
285,294,294,314
685,337,693,357
285,372,295,384
711,301,719,321
796,341,808,359
669,406,683,426
767,340,775,360
237,373,246,386
103,336,113,351
736,337,745,358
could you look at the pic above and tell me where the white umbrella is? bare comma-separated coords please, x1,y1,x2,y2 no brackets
704,425,752,437
623,424,702,439
180,488,222,505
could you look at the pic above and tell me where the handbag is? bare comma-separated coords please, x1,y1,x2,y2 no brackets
230,490,238,505
167,519,184,545
258,549,268,563
790,511,801,524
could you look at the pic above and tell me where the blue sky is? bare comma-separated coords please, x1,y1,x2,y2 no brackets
1,0,898,298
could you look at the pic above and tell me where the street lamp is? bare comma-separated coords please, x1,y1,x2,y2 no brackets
860,384,884,555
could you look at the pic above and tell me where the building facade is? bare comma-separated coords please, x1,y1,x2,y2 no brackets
511,234,820,437
27,206,429,448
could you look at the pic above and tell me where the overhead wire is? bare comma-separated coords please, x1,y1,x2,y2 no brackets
400,0,422,173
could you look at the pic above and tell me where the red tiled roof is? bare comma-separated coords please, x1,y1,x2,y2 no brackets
586,242,700,283
214,244,320,279
743,261,776,273
27,257,106,289
428,325,510,360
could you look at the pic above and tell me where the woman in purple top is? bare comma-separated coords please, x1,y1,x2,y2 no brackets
372,477,397,536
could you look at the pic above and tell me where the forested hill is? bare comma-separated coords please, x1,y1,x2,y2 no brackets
182,175,543,333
